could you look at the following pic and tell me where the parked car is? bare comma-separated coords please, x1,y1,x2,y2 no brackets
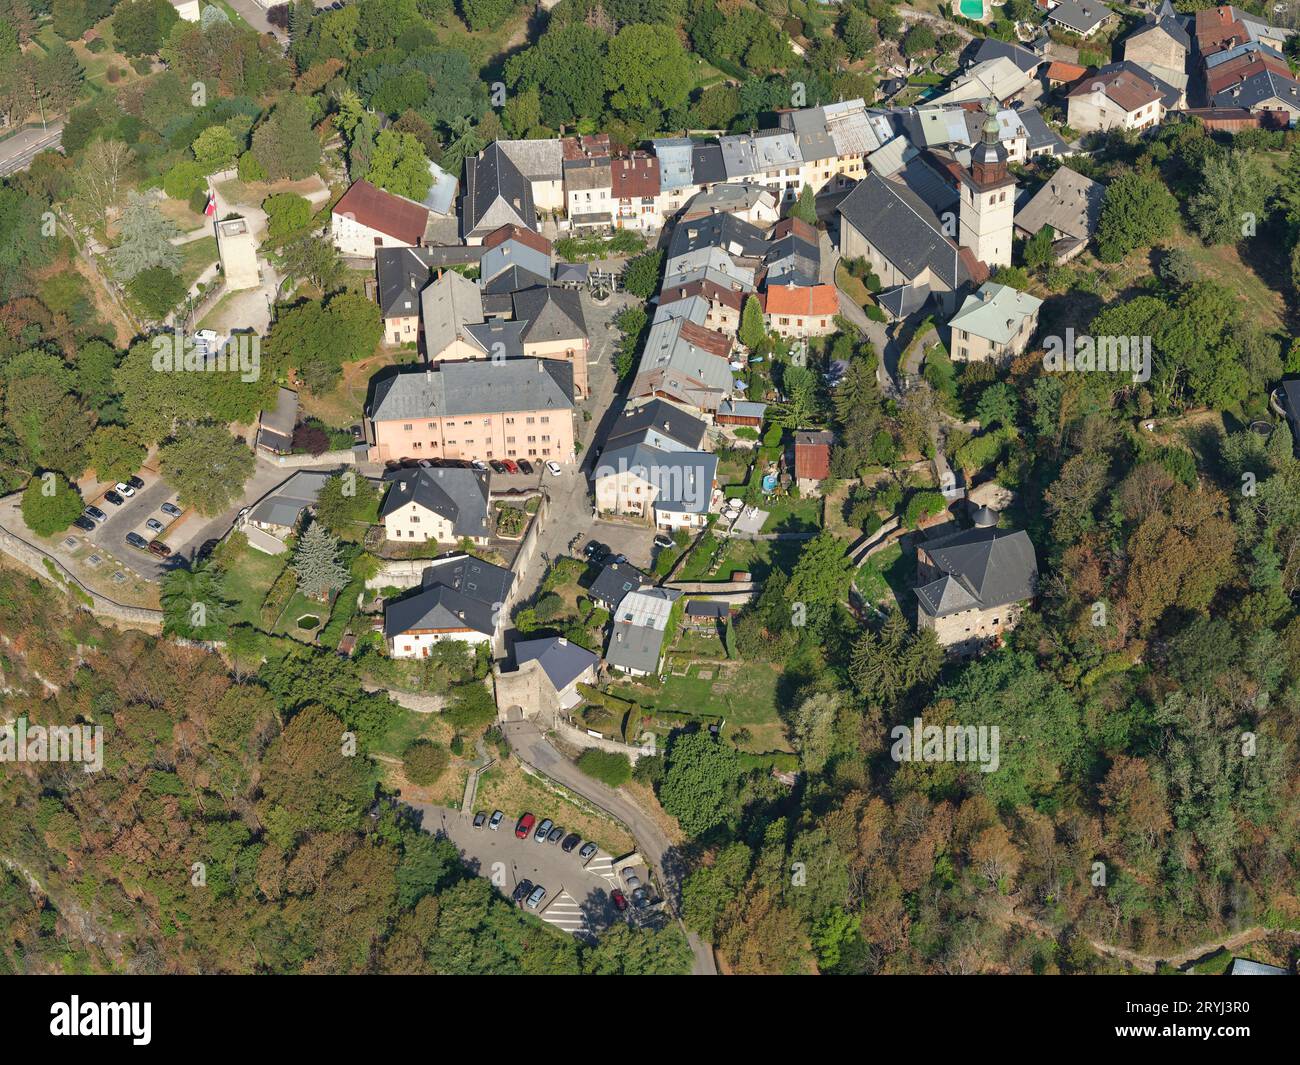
124,532,148,551
72,516,96,532
126,476,145,491
196,539,220,560
147,540,172,558
621,869,641,889
512,879,534,904
114,482,136,498
533,818,553,842
546,826,563,844
583,541,608,561
104,491,125,506
84,506,107,523
578,842,598,862
653,534,674,550
472,811,487,828
561,833,581,853
545,461,562,477
632,887,651,909
417,459,436,468
516,459,534,475
515,813,535,839
471,460,488,471
489,460,508,474
611,889,628,912
526,884,547,909
159,502,182,518
488,810,504,831
502,459,520,474
145,518,163,533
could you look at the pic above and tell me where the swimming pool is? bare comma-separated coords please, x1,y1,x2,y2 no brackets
959,0,985,18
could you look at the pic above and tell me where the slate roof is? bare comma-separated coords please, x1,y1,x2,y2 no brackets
463,143,535,239
482,264,550,295
370,360,574,422
1126,7,1191,51
257,387,298,452
379,466,490,539
669,211,769,261
1014,165,1104,242
589,561,648,610
837,172,972,290
480,240,551,288
495,138,564,182
514,637,598,691
878,281,932,320
598,442,717,516
376,247,436,318
248,470,334,529
686,600,730,618
683,183,777,218
914,526,1038,619
512,285,587,344
690,143,727,185
385,555,512,638
1213,68,1300,109
970,36,1045,73
421,269,484,357
1047,0,1113,35
604,398,708,453
464,318,528,360
1016,106,1071,155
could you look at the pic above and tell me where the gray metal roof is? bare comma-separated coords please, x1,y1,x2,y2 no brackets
379,465,490,539
480,240,551,288
668,211,768,260
384,552,513,637
1214,68,1300,110
652,138,695,190
464,318,527,360
1014,165,1104,243
495,138,564,181
369,360,574,422
597,442,717,515
970,36,1044,73
248,470,334,528
1048,0,1113,35
421,160,459,216
514,636,598,690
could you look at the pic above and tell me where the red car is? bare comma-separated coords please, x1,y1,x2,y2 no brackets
611,889,628,912
502,459,520,474
515,813,535,840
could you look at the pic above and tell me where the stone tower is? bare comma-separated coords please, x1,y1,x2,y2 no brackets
958,99,1016,269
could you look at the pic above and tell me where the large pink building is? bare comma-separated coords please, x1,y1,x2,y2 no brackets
366,360,576,465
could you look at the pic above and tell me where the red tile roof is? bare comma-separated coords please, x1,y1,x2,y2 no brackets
762,284,839,317
794,431,834,481
659,278,746,313
1067,68,1162,111
679,320,734,358
1045,61,1088,84
481,223,553,256
610,153,661,198
332,179,430,245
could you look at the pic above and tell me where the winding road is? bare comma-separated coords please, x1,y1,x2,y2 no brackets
501,716,718,975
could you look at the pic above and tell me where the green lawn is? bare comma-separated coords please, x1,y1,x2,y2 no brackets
219,543,288,628
179,237,219,288
608,660,791,753
761,494,823,533
855,540,912,612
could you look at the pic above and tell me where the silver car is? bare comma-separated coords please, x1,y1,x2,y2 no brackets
533,818,553,843
526,884,547,909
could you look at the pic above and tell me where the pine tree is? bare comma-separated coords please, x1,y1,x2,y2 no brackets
739,294,766,351
292,522,350,601
111,192,181,281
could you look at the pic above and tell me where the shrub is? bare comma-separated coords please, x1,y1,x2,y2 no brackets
403,740,450,785
444,681,496,729
576,749,632,787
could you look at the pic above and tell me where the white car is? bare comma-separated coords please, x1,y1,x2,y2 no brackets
114,481,136,497
471,460,488,471
545,461,562,477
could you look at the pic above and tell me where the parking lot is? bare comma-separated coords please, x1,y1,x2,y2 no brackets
81,473,193,580
407,802,656,940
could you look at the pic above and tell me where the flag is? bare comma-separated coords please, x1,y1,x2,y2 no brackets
204,190,216,217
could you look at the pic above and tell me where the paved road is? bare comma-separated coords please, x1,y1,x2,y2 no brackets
821,229,899,397
0,123,64,176
501,717,718,975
